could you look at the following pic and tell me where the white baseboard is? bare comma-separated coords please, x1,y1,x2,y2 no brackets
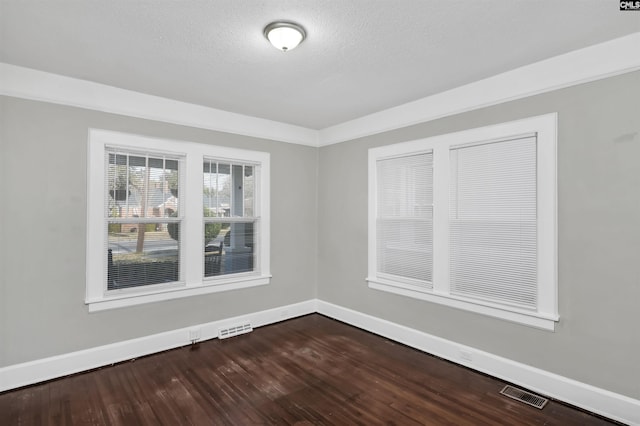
0,300,316,393
316,300,640,425
2,298,638,425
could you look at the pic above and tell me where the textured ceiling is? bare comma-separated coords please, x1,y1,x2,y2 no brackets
1,1,639,129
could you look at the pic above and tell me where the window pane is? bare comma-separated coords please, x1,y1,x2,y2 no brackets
378,153,433,218
376,152,433,287
377,218,432,283
204,160,257,219
204,160,259,278
203,161,231,217
244,166,254,217
204,221,255,277
449,137,537,309
107,222,180,290
108,152,180,219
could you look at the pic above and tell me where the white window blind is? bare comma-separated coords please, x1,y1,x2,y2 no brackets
376,152,433,287
449,136,537,309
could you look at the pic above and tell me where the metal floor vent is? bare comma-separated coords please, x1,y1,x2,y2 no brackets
500,385,549,409
218,322,253,339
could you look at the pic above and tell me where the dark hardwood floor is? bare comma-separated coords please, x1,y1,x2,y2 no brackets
0,314,618,425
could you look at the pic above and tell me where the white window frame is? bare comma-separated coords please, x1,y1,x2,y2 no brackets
86,129,271,312
367,113,558,330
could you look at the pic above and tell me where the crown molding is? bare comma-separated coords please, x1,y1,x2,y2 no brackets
0,63,319,147
318,32,640,146
2,33,639,148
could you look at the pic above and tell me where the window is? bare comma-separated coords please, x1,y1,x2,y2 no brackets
367,114,557,330
87,130,270,312
203,160,258,278
376,152,433,288
449,137,537,309
106,150,183,290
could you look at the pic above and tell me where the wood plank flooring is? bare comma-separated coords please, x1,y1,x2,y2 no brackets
0,314,619,425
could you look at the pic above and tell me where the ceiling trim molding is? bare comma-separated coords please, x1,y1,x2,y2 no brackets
318,32,640,146
1,33,639,148
0,62,319,147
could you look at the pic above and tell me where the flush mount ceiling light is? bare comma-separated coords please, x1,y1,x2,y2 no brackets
264,21,306,52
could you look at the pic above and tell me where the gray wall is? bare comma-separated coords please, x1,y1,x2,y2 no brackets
318,71,640,399
0,96,318,366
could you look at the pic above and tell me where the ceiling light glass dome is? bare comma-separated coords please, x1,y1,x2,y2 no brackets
264,22,306,52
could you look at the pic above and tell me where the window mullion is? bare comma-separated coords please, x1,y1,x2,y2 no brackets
183,149,204,286
432,146,449,294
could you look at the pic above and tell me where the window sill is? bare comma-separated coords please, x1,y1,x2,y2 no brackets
86,275,271,312
366,277,558,331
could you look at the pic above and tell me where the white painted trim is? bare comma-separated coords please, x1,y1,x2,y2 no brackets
367,280,557,331
316,300,640,426
2,34,639,148
87,276,272,312
319,32,640,146
0,63,319,147
0,300,317,393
